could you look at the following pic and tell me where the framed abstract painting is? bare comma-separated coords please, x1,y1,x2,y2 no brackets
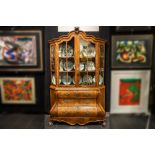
111,35,153,69
0,77,36,104
0,31,43,71
110,70,151,114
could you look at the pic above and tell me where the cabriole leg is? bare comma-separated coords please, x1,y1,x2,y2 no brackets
48,121,54,127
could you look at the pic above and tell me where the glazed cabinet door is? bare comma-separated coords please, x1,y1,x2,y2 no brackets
50,44,56,85
99,44,105,85
58,37,76,86
78,37,97,86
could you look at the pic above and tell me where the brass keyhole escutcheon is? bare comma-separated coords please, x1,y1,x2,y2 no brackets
74,93,79,98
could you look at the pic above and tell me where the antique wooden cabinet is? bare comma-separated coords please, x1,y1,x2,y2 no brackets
48,28,106,125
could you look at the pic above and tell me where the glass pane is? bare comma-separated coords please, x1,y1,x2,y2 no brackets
59,72,67,85
51,45,56,85
68,72,75,85
99,71,104,85
79,39,96,85
58,38,75,86
51,45,55,71
99,45,104,85
51,72,56,85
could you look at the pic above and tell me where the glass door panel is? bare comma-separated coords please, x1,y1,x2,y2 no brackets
79,39,96,85
50,45,56,85
58,38,75,86
99,45,105,85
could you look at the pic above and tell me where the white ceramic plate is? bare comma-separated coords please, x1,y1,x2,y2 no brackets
87,46,96,57
85,61,95,71
80,62,85,71
51,75,56,85
63,61,74,71
51,75,61,84
83,75,93,84
73,77,82,84
62,75,72,85
93,75,103,85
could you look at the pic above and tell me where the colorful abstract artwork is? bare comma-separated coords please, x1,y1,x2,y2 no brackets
110,71,150,114
0,77,36,104
116,41,146,64
0,36,37,65
111,35,153,68
119,79,141,106
0,31,43,71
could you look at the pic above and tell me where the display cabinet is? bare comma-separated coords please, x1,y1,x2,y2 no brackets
48,28,107,125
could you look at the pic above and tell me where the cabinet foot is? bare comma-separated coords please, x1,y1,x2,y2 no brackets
101,120,106,127
48,121,54,127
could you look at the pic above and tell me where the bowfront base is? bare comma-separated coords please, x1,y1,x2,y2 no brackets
49,86,105,126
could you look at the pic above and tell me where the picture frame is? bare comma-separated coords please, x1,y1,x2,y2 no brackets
0,77,36,104
0,30,43,71
110,70,151,114
111,35,153,69
115,26,151,32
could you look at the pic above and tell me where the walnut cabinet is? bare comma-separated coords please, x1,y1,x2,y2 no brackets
48,28,107,125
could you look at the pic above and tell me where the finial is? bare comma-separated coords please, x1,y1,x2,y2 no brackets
75,27,80,34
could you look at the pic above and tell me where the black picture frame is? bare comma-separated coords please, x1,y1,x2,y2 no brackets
115,26,151,32
111,35,153,69
0,30,43,72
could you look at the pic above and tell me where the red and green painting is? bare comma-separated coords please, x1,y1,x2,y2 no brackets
1,78,35,103
119,79,141,105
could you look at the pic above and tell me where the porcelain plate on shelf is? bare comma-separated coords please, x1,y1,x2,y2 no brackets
63,61,74,71
80,62,85,71
83,75,93,84
67,45,74,57
85,61,95,71
59,45,74,57
92,75,103,85
87,45,96,57
73,76,82,84
51,75,61,84
51,75,56,85
62,75,72,85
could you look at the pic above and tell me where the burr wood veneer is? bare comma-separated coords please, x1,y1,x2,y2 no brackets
48,28,107,125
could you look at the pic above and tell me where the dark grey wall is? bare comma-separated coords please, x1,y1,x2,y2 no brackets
0,26,45,113
1,26,155,114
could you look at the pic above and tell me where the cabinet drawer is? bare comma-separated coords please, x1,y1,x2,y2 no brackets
56,90,99,99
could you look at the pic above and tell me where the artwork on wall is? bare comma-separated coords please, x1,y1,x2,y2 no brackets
0,31,43,71
0,77,36,104
119,79,141,106
111,35,153,68
110,70,151,114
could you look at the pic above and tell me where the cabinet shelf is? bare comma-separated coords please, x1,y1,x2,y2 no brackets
80,57,95,60
59,56,74,58
80,70,95,73
59,71,75,73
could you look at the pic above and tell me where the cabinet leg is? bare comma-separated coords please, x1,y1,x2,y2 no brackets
48,121,54,127
102,120,106,127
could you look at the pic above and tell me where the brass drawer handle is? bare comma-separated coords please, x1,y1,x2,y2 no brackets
65,93,70,96
83,93,89,97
